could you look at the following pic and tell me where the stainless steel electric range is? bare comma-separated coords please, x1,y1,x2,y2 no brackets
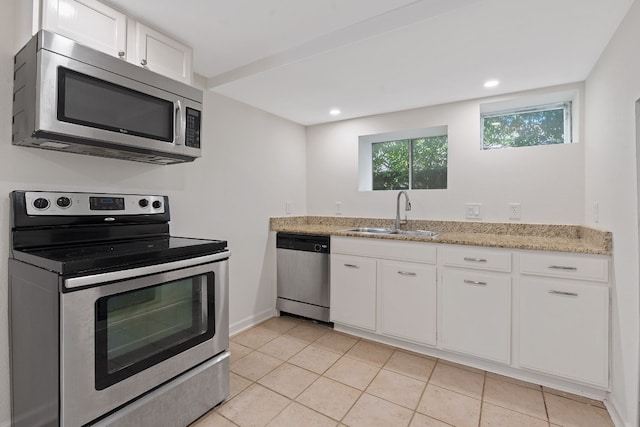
8,190,230,427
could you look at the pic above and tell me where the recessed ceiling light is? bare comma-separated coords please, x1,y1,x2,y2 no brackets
329,108,341,116
484,80,500,88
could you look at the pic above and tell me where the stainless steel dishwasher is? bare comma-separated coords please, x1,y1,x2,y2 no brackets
276,233,330,322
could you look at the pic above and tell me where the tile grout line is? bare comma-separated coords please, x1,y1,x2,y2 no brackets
477,370,487,427
482,376,553,423
267,325,363,425
223,317,612,426
231,327,321,426
411,356,452,425
542,389,552,426
403,348,433,427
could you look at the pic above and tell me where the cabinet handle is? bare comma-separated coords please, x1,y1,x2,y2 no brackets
464,279,487,286
547,265,578,271
397,271,417,277
141,59,148,66
344,264,360,269
464,257,487,263
118,51,125,58
548,290,579,297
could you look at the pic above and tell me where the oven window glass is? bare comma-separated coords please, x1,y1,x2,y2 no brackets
57,68,174,142
95,272,215,390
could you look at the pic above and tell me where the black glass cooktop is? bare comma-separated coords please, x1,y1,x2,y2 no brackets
13,236,228,275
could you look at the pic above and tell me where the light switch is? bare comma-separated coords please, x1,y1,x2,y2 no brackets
465,203,483,219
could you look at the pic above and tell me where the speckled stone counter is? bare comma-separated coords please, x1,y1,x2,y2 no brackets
270,216,612,255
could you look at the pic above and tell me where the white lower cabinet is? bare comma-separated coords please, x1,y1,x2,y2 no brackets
328,237,610,392
380,260,436,345
519,276,609,387
330,254,377,331
441,269,511,364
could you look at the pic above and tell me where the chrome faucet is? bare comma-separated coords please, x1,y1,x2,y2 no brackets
395,190,412,230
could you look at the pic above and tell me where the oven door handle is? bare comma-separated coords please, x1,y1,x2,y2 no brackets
64,250,231,289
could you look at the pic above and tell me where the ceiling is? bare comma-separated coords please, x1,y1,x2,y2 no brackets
106,0,634,125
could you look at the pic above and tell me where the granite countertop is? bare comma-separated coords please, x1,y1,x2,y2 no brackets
270,216,612,255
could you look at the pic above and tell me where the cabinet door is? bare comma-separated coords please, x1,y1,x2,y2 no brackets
330,254,376,331
519,277,609,387
381,260,436,345
131,22,193,84
42,0,127,58
441,269,511,364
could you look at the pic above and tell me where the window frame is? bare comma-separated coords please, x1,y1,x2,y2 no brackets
480,101,573,150
358,125,448,191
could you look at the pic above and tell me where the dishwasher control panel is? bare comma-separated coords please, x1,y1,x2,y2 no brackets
276,233,330,253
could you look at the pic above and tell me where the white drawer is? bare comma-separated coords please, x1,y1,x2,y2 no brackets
439,246,511,272
519,253,609,283
331,236,436,264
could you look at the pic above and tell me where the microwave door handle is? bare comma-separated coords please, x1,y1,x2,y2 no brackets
174,100,184,145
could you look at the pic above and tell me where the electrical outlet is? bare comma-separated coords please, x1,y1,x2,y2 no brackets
465,203,483,219
508,203,521,220
335,201,342,215
594,201,599,223
285,201,292,215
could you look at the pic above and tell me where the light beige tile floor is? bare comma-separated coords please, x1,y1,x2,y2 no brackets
191,316,614,427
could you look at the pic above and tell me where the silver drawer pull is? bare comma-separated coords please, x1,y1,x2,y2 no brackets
549,290,579,297
397,271,417,277
547,265,578,271
464,279,487,286
464,257,487,263
344,264,360,269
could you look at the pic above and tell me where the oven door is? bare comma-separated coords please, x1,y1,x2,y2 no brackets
60,252,229,427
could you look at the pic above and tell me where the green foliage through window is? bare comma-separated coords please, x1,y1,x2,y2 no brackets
372,135,447,190
481,102,571,150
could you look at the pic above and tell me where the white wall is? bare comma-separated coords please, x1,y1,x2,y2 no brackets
306,83,585,224
0,1,307,424
585,1,640,426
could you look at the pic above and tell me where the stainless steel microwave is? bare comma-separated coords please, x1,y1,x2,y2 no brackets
12,31,203,165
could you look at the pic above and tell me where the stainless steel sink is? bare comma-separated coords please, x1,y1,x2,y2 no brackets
392,229,441,238
342,227,395,234
342,228,441,238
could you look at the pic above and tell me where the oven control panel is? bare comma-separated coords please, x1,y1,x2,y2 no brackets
24,191,167,216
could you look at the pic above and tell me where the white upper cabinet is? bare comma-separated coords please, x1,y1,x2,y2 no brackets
129,22,193,84
42,0,127,58
38,0,194,83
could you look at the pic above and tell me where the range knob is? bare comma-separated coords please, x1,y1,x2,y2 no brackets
56,196,71,208
152,200,162,209
139,198,149,208
33,197,49,210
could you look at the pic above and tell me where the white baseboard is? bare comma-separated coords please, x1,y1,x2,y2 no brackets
605,397,633,427
229,308,277,336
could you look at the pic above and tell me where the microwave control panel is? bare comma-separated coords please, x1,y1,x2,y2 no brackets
185,107,201,148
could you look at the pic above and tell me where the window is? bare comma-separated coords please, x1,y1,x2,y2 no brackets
372,136,448,190
481,102,572,150
359,126,448,191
